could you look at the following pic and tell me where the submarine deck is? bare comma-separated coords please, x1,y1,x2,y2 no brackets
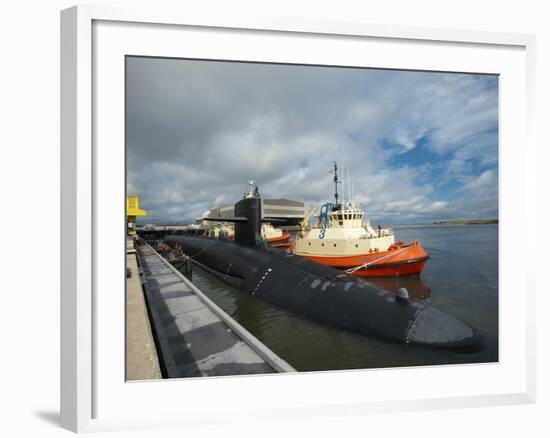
136,241,295,378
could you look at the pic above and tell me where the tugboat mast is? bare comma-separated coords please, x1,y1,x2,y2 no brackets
333,162,341,207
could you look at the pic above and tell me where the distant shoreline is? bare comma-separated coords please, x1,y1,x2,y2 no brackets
390,219,498,228
432,219,498,225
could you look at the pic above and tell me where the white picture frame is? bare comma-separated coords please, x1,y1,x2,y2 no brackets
60,5,536,433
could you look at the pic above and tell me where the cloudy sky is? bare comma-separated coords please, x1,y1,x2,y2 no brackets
126,56,498,225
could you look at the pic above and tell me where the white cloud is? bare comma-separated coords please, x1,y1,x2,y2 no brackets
126,58,498,224
460,169,498,193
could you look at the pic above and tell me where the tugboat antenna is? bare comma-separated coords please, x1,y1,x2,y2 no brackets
348,167,351,203
333,161,341,207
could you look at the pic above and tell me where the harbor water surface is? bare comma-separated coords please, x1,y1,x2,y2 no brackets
189,224,498,371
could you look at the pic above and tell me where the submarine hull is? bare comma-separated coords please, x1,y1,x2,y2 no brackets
164,235,480,349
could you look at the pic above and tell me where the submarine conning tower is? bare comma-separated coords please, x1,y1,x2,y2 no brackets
204,181,282,246
234,184,262,246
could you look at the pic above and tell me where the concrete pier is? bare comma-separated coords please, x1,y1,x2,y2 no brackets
126,248,162,381
136,242,295,378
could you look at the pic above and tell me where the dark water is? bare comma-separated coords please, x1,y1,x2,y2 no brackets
189,224,498,371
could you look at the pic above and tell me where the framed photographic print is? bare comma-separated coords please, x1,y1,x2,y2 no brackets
61,5,536,433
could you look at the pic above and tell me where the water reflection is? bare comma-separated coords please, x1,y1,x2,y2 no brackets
363,275,431,299
231,286,267,338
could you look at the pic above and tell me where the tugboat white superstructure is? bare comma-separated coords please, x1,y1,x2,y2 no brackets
292,163,429,277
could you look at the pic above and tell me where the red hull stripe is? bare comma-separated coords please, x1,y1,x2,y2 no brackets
267,232,290,243
337,256,430,270
351,260,428,277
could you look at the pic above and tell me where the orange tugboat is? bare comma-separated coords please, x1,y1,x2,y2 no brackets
291,163,429,277
263,224,292,248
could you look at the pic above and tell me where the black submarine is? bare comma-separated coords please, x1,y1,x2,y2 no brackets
164,183,480,350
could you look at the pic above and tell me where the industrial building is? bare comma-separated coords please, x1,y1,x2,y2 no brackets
261,198,305,225
207,203,235,220
207,198,305,226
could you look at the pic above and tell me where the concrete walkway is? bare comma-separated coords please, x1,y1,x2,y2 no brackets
126,250,162,381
